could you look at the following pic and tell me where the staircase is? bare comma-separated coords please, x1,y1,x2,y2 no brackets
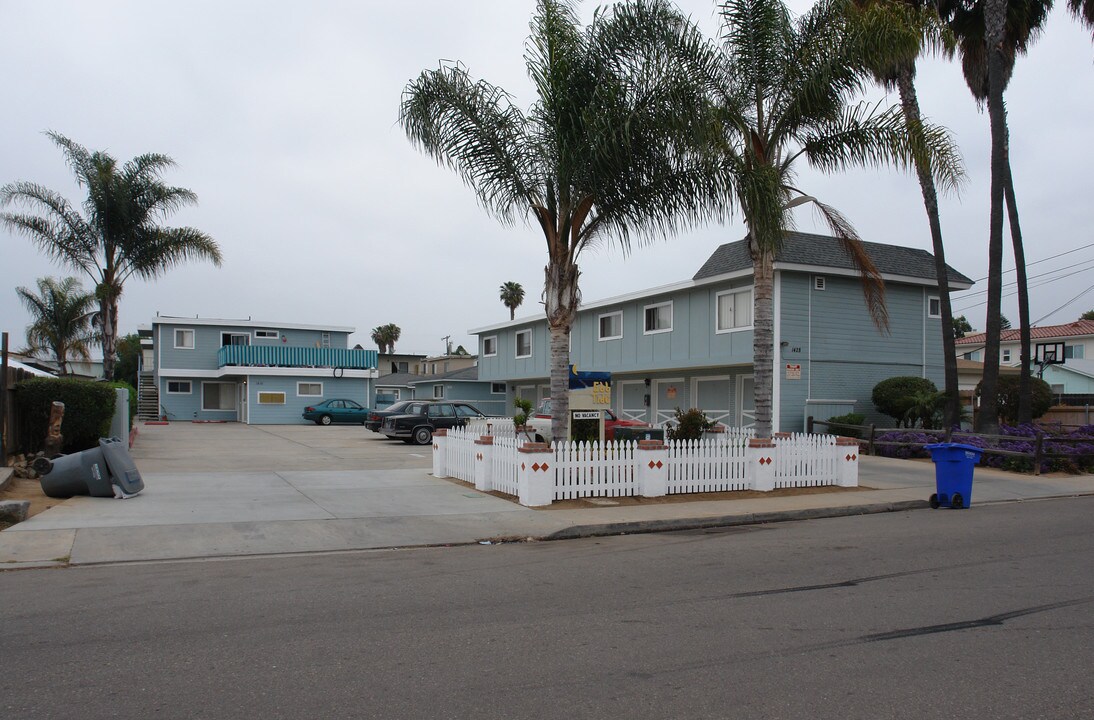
138,374,160,421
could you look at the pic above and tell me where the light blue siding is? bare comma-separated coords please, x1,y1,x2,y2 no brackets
250,376,371,424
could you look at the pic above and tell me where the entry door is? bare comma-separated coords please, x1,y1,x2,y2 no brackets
653,378,686,427
693,376,732,426
618,380,648,423
238,381,249,424
737,375,755,428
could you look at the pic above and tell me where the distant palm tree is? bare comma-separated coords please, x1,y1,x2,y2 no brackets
499,281,525,321
16,276,98,376
401,0,727,441
370,324,402,354
0,132,221,380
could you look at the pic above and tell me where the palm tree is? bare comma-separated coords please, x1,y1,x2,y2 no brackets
16,276,98,376
1,132,220,381
499,281,526,321
401,0,727,441
938,0,1051,430
708,0,963,438
851,0,965,431
370,324,402,354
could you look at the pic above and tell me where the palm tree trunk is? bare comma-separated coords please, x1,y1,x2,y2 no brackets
544,259,580,442
99,296,117,381
977,0,1010,435
750,236,774,439
1003,153,1032,425
511,307,515,321
896,68,961,432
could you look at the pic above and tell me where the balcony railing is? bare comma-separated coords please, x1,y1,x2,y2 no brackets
217,345,377,370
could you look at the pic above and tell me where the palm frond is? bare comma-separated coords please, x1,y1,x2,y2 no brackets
121,226,223,281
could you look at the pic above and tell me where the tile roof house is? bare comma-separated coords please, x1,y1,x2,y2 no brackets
955,319,1093,366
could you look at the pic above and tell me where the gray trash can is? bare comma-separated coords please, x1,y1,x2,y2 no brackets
34,437,145,499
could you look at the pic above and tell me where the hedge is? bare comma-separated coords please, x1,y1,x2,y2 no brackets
13,378,118,454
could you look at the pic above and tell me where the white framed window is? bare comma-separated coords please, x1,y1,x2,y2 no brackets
814,276,826,291
1002,349,1011,363
166,380,192,394
598,311,623,341
928,296,941,318
483,336,498,357
515,329,532,358
1064,345,1084,359
716,288,752,333
257,392,286,405
202,382,237,411
174,328,195,349
254,329,279,340
491,382,506,394
433,384,445,399
643,302,673,334
388,389,401,400
297,382,323,397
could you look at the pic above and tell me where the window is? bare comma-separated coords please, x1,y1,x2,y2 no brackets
516,329,532,358
1064,345,1085,360
397,362,409,373
427,403,455,418
297,382,323,397
491,382,506,395
166,380,191,394
814,276,826,291
202,382,236,411
1002,349,1011,363
433,384,445,399
321,332,331,348
254,330,279,340
174,328,195,349
455,404,483,418
598,312,623,341
222,332,249,347
483,336,498,357
716,289,752,332
644,302,673,334
928,296,941,318
257,392,286,405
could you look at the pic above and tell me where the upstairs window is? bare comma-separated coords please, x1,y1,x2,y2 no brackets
515,330,532,358
928,297,941,318
599,312,623,341
174,329,195,349
644,302,672,334
716,289,752,332
254,330,279,340
483,336,498,357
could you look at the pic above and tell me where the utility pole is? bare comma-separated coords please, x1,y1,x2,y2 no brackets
441,335,451,356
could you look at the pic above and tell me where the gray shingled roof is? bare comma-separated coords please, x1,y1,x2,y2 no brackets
693,231,974,287
408,366,480,385
375,372,420,387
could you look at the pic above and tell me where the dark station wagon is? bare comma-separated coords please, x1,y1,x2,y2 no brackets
381,401,488,445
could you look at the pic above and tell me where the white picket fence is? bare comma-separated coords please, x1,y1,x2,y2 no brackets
772,432,838,488
666,438,749,493
441,427,850,504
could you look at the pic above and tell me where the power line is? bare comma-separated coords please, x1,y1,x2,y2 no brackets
956,257,1094,301
967,241,1094,283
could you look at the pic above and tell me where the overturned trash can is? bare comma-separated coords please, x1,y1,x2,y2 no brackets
33,437,145,499
924,442,982,510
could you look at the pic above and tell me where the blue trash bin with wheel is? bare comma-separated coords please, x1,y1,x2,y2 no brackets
924,442,983,509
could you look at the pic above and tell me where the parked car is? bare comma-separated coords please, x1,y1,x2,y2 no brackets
529,397,650,441
302,399,370,425
365,400,417,432
381,401,488,445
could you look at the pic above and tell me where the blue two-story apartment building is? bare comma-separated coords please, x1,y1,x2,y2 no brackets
470,232,974,432
144,316,378,424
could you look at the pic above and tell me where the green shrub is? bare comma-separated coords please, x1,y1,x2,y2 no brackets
107,380,138,429
872,376,938,427
13,378,117,454
570,418,599,443
826,412,866,438
667,407,715,441
975,375,1053,424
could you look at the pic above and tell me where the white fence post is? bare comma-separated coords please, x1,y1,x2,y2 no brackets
636,439,669,497
475,435,494,492
517,442,554,507
432,428,449,478
748,438,776,492
835,436,859,487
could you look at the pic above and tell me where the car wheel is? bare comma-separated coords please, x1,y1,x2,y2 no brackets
414,427,433,445
319,415,332,426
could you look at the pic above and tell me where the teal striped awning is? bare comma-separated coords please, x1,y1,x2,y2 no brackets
217,345,377,369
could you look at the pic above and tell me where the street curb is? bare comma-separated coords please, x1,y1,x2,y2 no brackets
543,499,929,541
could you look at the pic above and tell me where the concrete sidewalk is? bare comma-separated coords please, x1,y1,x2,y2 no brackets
3,423,1093,568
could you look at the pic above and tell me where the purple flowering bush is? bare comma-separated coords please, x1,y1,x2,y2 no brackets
874,424,1094,474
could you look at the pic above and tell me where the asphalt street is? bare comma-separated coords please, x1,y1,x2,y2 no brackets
2,496,1092,719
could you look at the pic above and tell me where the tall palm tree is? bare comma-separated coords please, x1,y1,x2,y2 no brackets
16,276,98,376
850,0,965,432
401,0,728,441
938,0,1051,430
708,0,963,438
0,132,221,381
499,281,526,320
370,324,402,354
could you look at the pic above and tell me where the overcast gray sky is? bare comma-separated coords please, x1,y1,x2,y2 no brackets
2,1,1093,358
